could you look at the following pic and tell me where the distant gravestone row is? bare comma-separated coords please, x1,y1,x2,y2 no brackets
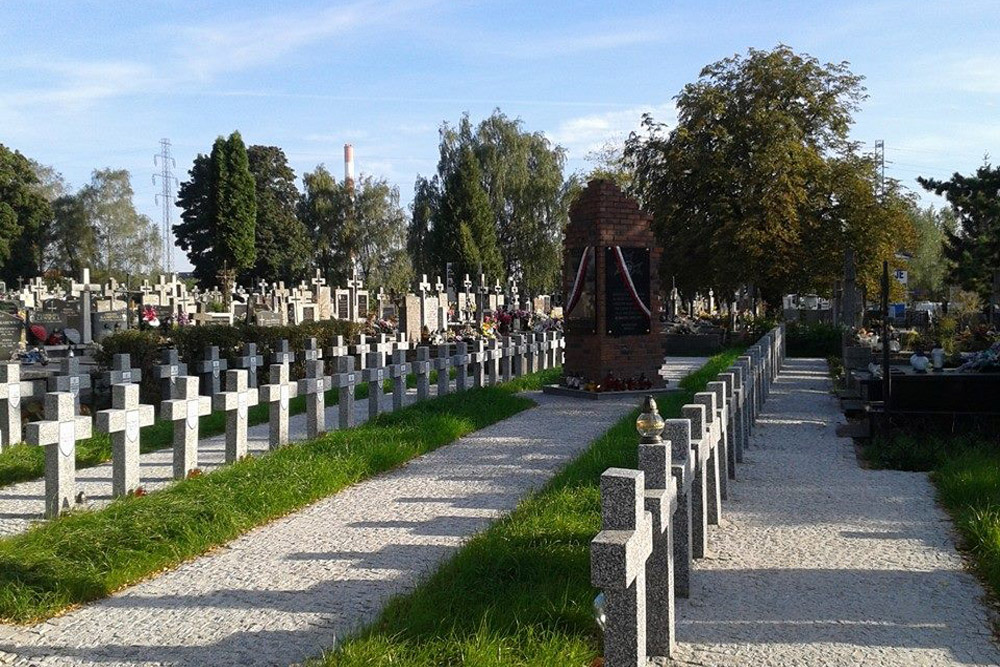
591,326,785,665
1,268,559,359
0,331,567,519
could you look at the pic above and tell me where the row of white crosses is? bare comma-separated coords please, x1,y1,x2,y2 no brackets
3,330,568,520
591,326,785,666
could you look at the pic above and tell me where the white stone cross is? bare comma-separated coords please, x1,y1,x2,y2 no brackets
414,346,431,401
591,468,654,667
637,429,679,658
105,353,142,386
363,351,386,419
161,376,211,479
333,355,358,429
389,348,410,411
194,346,228,396
153,348,187,402
96,383,154,497
213,369,260,462
26,392,93,518
327,335,349,359
260,362,299,449
434,343,452,397
273,339,295,365
235,342,264,389
452,342,469,392
0,363,27,451
298,359,328,438
48,356,91,414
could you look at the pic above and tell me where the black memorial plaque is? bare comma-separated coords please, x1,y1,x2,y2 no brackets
0,313,22,357
336,293,350,321
92,311,127,341
357,294,369,319
604,246,651,337
564,246,596,334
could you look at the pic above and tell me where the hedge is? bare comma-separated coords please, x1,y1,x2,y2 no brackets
96,320,361,404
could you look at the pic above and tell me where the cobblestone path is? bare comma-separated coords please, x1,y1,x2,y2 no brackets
0,359,706,666
669,358,1000,667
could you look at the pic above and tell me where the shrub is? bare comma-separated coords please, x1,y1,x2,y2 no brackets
96,319,362,403
785,321,843,357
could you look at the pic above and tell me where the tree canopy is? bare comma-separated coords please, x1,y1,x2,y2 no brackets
0,144,51,284
918,162,1000,302
246,145,310,285
413,110,569,294
214,132,257,276
625,45,913,307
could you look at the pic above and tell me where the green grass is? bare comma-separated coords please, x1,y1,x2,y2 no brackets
0,367,560,623
0,368,459,489
314,350,741,666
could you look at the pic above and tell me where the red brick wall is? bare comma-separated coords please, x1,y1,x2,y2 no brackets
564,179,664,388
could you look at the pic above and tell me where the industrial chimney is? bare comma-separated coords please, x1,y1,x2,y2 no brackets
344,144,355,190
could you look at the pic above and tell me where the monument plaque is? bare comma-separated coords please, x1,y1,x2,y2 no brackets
0,313,22,358
336,293,350,321
605,246,651,336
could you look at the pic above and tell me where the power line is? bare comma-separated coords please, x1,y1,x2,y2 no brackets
153,139,178,273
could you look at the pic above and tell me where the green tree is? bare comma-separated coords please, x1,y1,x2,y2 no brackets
0,144,51,284
918,162,1000,301
407,175,438,279
46,194,97,277
299,167,412,292
299,165,350,284
246,145,310,285
79,169,162,281
420,110,569,293
906,205,956,300
215,132,257,284
174,153,217,285
625,45,912,307
432,145,503,282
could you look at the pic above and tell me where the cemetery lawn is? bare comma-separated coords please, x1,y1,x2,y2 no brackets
0,367,558,623
864,433,1000,609
0,369,454,489
315,350,742,666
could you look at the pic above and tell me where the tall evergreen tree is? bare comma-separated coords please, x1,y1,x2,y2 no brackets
407,175,438,278
246,145,309,284
174,153,217,285
215,132,257,279
433,146,503,281
918,162,1000,301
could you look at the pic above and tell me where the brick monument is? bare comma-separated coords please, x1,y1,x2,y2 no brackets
561,179,664,391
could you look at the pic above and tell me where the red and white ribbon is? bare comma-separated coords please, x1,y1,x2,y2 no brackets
565,247,591,316
612,246,651,319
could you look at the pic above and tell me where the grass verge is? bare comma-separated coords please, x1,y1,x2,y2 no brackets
0,367,560,623
314,350,741,666
864,431,1000,605
0,368,456,489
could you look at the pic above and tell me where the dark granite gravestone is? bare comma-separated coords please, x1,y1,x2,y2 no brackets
34,299,68,331
357,293,369,320
336,293,350,321
0,313,22,359
92,311,127,342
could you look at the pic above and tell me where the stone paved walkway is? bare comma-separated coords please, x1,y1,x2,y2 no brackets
669,358,1000,667
0,359,707,666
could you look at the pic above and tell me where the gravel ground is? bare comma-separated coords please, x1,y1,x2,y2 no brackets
666,358,1000,667
0,359,707,666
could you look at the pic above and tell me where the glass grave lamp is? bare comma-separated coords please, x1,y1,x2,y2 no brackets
636,395,665,444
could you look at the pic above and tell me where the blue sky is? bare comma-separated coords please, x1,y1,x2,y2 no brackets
2,0,998,271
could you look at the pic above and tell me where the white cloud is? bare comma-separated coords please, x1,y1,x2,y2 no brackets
173,0,439,80
549,102,676,159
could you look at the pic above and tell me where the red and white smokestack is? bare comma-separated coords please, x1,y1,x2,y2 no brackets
344,144,355,189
